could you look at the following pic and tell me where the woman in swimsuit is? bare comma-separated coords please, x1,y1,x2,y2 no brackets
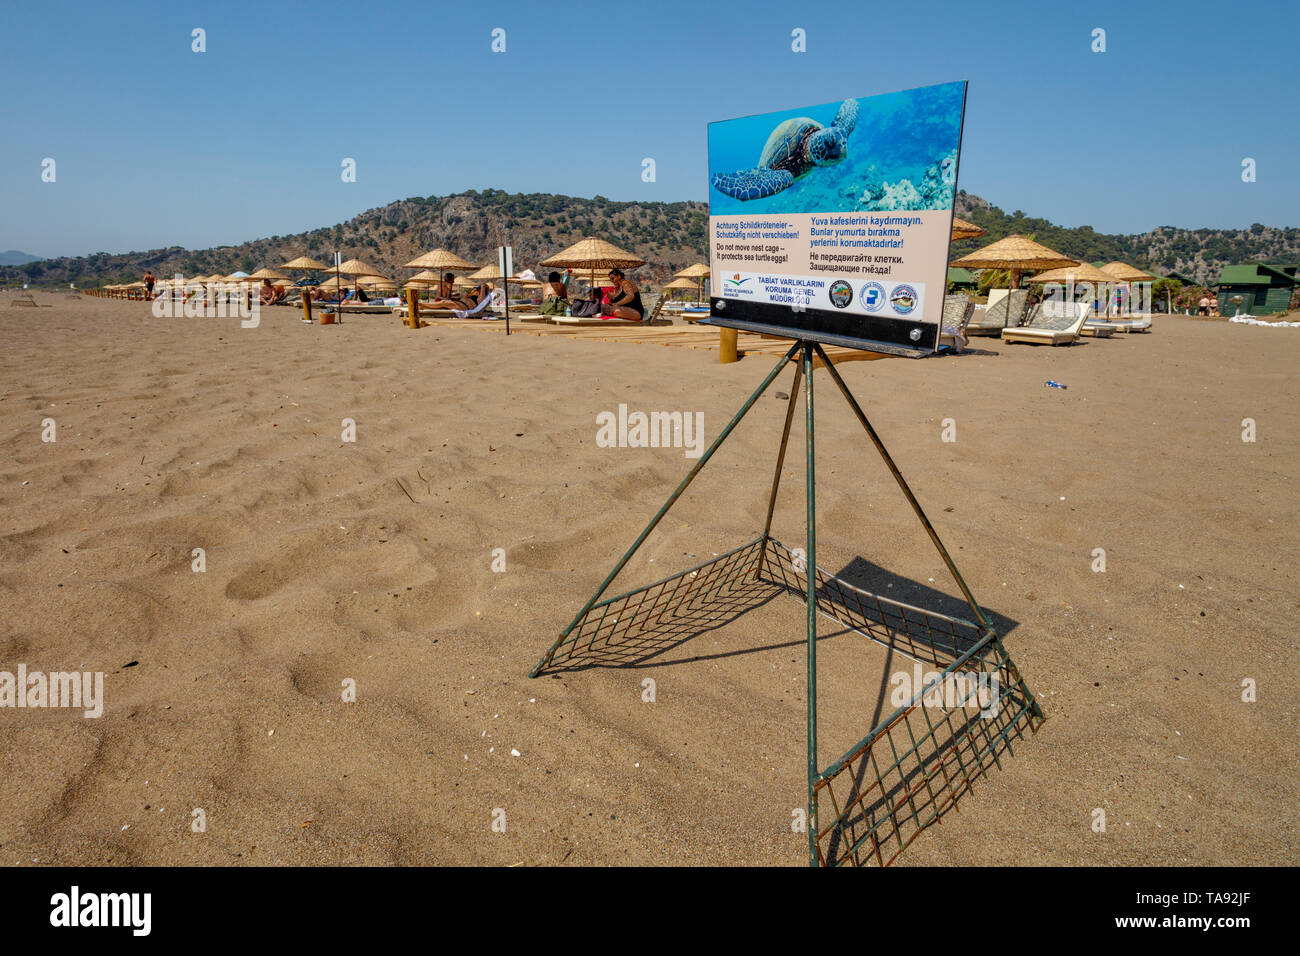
604,269,644,320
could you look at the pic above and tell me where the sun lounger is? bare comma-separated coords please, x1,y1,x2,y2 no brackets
551,315,645,326
1001,302,1092,346
313,302,395,314
549,291,668,327
966,289,1028,335
395,304,495,320
1085,315,1152,334
938,295,975,352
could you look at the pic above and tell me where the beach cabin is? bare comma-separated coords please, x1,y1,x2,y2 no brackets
947,267,977,292
1216,263,1297,316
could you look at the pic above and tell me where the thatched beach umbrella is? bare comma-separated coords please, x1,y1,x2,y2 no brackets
1029,261,1120,286
468,264,532,283
675,262,710,303
1099,261,1155,283
281,256,329,291
468,265,539,301
325,258,382,299
403,250,478,299
1097,262,1156,316
663,277,699,302
950,216,986,240
541,236,646,289
315,276,351,294
248,268,290,283
404,248,476,271
282,256,329,271
1028,262,1119,311
334,259,381,278
950,234,1077,291
359,276,396,292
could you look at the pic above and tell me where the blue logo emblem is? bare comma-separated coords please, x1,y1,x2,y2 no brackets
889,284,918,316
860,281,886,312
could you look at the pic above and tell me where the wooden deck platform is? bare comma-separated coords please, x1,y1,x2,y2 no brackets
410,315,891,367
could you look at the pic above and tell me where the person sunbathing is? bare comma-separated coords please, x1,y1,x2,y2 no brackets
603,269,644,320
259,279,277,306
426,273,471,309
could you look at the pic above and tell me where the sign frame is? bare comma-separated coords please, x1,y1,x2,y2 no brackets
703,82,968,357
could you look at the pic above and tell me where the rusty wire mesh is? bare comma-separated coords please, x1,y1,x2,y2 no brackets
531,537,776,672
760,536,1044,866
532,533,1044,866
810,632,1043,866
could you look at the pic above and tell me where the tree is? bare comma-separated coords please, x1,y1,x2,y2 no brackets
1151,278,1182,313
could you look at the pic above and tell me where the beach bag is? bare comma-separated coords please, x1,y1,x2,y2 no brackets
541,295,567,315
570,298,601,317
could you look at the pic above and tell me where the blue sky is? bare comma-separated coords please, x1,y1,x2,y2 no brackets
1,0,1295,259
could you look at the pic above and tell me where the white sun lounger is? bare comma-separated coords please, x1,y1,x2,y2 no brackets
1001,302,1092,345
1086,314,1152,333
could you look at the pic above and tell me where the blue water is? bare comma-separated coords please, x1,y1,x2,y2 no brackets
708,81,965,216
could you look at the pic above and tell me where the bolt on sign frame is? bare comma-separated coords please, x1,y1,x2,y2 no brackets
529,340,1045,866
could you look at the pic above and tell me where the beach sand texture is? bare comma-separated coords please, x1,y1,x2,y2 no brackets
0,291,1295,866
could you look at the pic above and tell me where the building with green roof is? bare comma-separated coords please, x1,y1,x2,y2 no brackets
1216,263,1296,315
947,267,977,291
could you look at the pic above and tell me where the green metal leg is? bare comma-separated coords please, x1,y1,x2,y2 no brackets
803,343,819,867
812,342,994,635
529,341,802,678
758,359,803,576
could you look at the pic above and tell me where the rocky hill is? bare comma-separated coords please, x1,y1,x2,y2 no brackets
3,191,708,290
5,189,1297,289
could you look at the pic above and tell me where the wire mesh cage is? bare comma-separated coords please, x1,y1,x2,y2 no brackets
529,341,1046,865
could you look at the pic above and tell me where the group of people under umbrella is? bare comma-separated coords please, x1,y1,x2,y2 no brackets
226,236,716,322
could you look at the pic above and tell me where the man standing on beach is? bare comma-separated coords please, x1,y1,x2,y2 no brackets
143,270,156,299
1198,294,1210,316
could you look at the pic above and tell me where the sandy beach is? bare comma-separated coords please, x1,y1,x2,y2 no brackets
0,291,1295,866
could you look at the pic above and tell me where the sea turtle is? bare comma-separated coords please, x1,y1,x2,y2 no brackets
712,99,859,201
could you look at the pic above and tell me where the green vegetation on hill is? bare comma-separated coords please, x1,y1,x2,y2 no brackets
3,189,1295,289
952,193,1300,284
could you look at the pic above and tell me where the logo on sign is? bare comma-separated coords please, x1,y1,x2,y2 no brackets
725,273,751,288
889,284,918,315
828,280,854,309
860,281,886,312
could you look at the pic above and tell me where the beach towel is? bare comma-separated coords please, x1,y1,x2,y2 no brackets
453,290,504,319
